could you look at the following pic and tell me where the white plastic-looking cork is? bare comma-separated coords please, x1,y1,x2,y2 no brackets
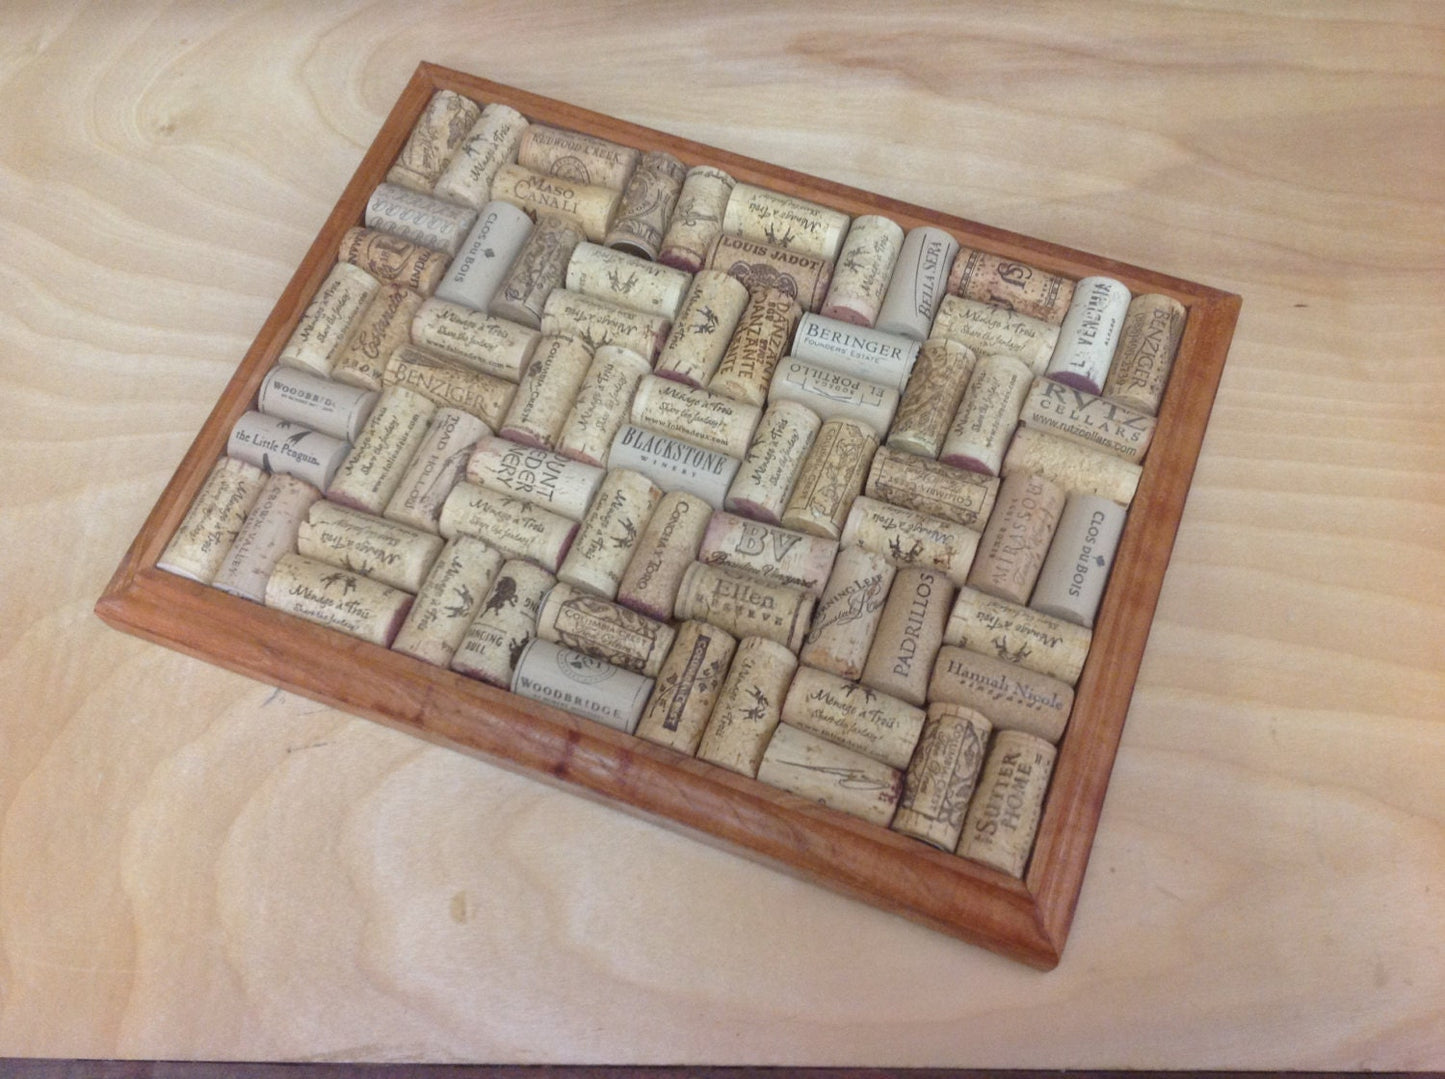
385,89,480,193
297,500,444,594
874,226,960,341
226,412,350,493
725,399,821,525
540,289,670,364
382,344,517,430
450,558,555,688
257,367,376,443
706,234,833,312
555,345,652,468
890,703,993,851
859,567,954,707
927,646,1074,744
364,183,477,257
839,496,981,587
510,639,654,734
779,417,877,540
956,729,1056,877
674,561,816,652
325,385,437,515
605,150,689,261
696,636,797,777
631,376,761,461
607,425,740,510
338,227,450,297
780,666,926,771
557,468,662,599
654,270,750,387
1044,276,1132,394
768,358,899,440
634,620,738,755
790,313,921,393
566,242,692,322
489,214,585,330
887,337,977,458
1101,292,1188,416
437,481,578,574
264,552,413,648
1019,377,1157,464
939,353,1033,475
434,200,534,313
864,445,999,529
723,182,851,262
799,545,895,681
277,261,379,377
465,436,604,522
411,298,541,383
330,283,426,392
697,512,838,596
516,124,640,190
212,473,320,602
966,470,1066,606
946,248,1075,326
536,581,676,678
709,286,803,407
499,333,595,450
157,456,266,584
931,295,1060,376
943,586,1092,688
1001,427,1142,507
433,102,530,210
658,165,735,273
615,490,711,622
820,214,904,327
391,535,505,667
757,724,903,827
383,407,489,533
491,163,621,243
1029,493,1127,629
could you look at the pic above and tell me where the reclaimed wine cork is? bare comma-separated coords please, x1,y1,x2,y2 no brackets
607,425,740,510
1045,276,1132,394
157,456,266,584
256,365,377,443
605,149,688,261
297,500,444,594
615,490,711,621
654,269,750,387
226,411,350,492
966,470,1066,605
391,535,505,666
781,666,925,770
839,496,981,587
634,620,738,754
944,586,1092,688
790,313,921,393
385,89,480,193
1101,293,1188,415
1020,377,1157,463
820,214,904,327
382,344,517,429
438,481,578,573
338,227,449,297
540,289,670,363
780,417,877,540
557,468,662,599
1002,426,1142,507
658,165,734,273
465,435,604,521
767,357,899,440
864,445,999,529
928,646,1074,744
957,729,1056,877
931,295,1060,375
382,407,489,533
707,233,832,313
696,636,797,777
698,512,838,596
511,639,654,734
708,285,803,406
939,353,1033,475
433,102,529,210
489,214,585,329
860,567,954,707
566,241,692,321
725,399,822,525
875,226,960,340
411,298,541,382
674,561,816,652
631,375,761,460
330,283,426,391
264,552,412,647
364,183,477,257
277,261,378,377
555,344,651,467
1030,493,1127,629
946,248,1075,325
491,162,621,243
212,473,320,602
757,724,903,827
325,385,436,514
499,332,594,450
516,123,640,190
537,581,676,677
799,546,894,681
433,200,534,313
888,337,978,458
450,559,554,687
891,703,992,851
723,182,850,262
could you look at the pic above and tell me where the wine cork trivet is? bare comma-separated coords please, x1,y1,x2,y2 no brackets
658,165,735,273
557,468,663,599
928,646,1074,744
780,665,926,770
631,376,762,461
437,481,577,573
708,285,804,407
946,248,1075,326
1001,427,1142,507
1044,276,1132,394
510,639,654,734
330,283,426,391
966,470,1066,606
799,546,894,681
539,289,670,364
605,149,688,261
212,473,320,602
382,407,489,533
277,261,378,377
566,242,692,321
433,102,530,210
536,581,676,678
384,89,481,193
607,425,741,510
499,332,595,450
820,214,904,327
943,586,1092,688
790,313,921,393
756,723,903,828
264,552,412,648
516,123,640,191
723,182,851,263
325,385,437,514
297,500,444,594
864,445,999,529
465,435,604,521
382,344,516,430
890,703,992,851
696,636,797,777
839,496,981,587
779,417,877,540
391,535,505,667
433,200,534,313
226,411,350,492
673,562,816,652
1101,293,1188,415
364,183,477,257
615,490,711,621
939,353,1033,475
410,298,541,382
860,567,954,707
706,234,833,313
887,337,977,458
697,512,838,596
724,399,821,524
555,344,652,467
489,214,585,329
1019,377,1156,463
257,365,377,443
491,162,621,243
874,226,960,341
157,456,266,584
450,558,555,687
931,295,1060,375
957,729,1056,877
338,227,449,297
634,620,738,755
653,269,750,387
1030,493,1127,629
768,357,899,440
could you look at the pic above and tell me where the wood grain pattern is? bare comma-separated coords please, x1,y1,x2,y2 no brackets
3,0,1443,1066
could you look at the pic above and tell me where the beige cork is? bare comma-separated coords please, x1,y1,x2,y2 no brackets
780,417,877,540
723,182,850,262
928,646,1074,744
382,344,516,430
1029,493,1127,630
1044,275,1132,394
888,337,977,458
157,456,266,584
939,353,1033,475
790,313,921,393
1002,426,1141,507
781,666,926,770
697,636,797,777
450,559,555,687
537,580,676,677
489,214,585,329
1102,293,1188,415
258,366,376,444
957,729,1056,877
757,724,903,828
707,233,832,313
875,227,961,340
654,269,751,387
226,412,349,492
725,399,821,525
556,344,652,467
839,496,981,587
297,500,444,594
491,162,621,243
966,470,1066,606
799,546,895,681
820,214,904,327
434,200,535,313
943,586,1092,687
860,567,954,707
891,703,993,851
264,552,412,647
465,435,605,521
385,89,481,193
557,468,663,599
635,620,738,755
516,123,640,190
946,248,1075,325
674,561,816,652
325,384,437,514
709,285,803,407
437,481,577,574
331,282,426,391
767,357,899,440
391,535,505,667
338,227,449,297
382,407,489,533
540,289,670,364
364,183,477,257
631,375,762,461
605,149,689,261
410,298,541,382
277,261,378,377
1020,377,1157,463
212,473,320,602
433,102,529,210
864,445,999,529
658,165,735,273
615,489,711,622
566,241,692,321
698,512,838,596
499,332,595,450
931,295,1060,375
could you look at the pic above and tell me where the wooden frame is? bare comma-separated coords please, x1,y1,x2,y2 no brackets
94,62,1240,969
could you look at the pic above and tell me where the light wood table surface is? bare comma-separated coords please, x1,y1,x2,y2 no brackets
2,1,1441,1068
